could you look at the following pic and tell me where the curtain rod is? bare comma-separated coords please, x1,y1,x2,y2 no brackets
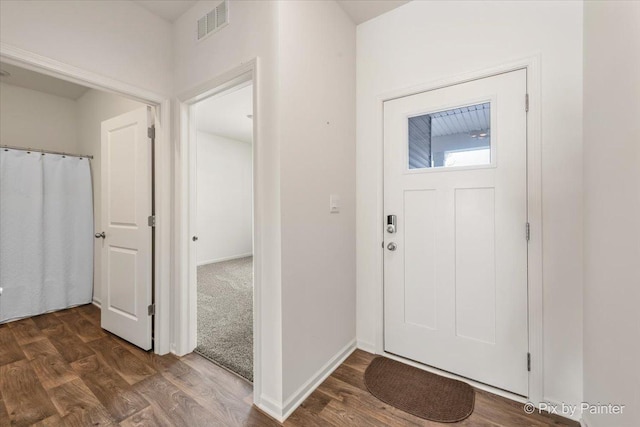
1,145,93,159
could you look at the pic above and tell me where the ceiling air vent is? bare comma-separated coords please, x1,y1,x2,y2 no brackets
197,0,229,41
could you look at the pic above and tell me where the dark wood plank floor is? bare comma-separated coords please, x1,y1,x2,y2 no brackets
0,305,578,427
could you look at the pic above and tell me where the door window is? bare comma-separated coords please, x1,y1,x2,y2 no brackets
408,102,491,169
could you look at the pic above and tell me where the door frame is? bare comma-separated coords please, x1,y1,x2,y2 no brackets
373,56,543,405
0,42,172,355
174,60,261,394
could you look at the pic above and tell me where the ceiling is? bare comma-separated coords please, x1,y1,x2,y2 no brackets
336,0,410,24
0,62,89,100
196,84,253,144
133,0,197,23
431,103,491,138
133,0,409,25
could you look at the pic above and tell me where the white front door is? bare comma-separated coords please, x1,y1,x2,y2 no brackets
383,70,528,395
99,107,153,350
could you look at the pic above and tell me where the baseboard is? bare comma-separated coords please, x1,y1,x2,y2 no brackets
255,339,357,422
280,338,357,421
255,395,284,422
92,298,101,308
197,253,253,266
356,339,376,354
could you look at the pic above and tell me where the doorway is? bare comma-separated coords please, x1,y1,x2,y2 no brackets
189,80,255,382
383,69,529,395
0,59,158,351
1,46,172,355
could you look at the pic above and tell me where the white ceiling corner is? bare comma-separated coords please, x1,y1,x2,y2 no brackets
133,0,197,23
196,85,253,144
336,0,410,25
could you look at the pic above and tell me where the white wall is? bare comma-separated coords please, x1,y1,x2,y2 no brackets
196,131,252,265
356,0,584,407
278,0,356,403
0,82,77,152
173,0,284,410
583,2,640,426
76,89,147,303
0,0,173,96
174,1,356,417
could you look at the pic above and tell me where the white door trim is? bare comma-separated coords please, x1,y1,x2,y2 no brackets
174,59,262,400
369,55,543,405
0,42,172,356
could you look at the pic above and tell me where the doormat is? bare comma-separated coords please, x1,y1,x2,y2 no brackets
364,357,475,423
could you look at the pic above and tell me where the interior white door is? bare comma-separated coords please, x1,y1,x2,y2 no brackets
384,70,528,395
100,107,153,350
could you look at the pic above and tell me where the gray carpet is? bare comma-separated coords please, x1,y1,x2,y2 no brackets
195,256,253,382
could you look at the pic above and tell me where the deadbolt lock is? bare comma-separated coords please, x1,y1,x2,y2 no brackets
387,214,397,233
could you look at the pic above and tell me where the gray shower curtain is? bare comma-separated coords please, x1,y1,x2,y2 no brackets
0,148,93,322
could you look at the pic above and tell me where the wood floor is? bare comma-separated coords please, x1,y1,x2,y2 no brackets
0,305,577,427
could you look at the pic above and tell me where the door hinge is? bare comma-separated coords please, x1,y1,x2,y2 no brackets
525,94,529,112
148,304,155,316
526,222,530,241
527,352,531,372
148,215,156,227
148,125,155,140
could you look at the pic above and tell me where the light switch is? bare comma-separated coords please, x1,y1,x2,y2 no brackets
330,194,340,213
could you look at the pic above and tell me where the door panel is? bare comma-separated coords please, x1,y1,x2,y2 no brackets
100,107,152,350
384,70,528,395
404,189,437,330
454,187,496,344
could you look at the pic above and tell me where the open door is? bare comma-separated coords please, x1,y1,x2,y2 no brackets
98,107,153,350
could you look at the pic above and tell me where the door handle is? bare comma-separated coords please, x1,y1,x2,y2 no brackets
192,236,198,242
95,232,105,239
387,242,397,251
